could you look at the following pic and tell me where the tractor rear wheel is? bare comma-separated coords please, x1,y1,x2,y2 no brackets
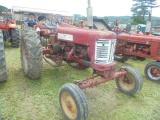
20,27,43,79
11,28,20,47
0,30,7,82
145,62,160,81
59,83,88,120
114,53,128,63
0,107,1,120
116,66,143,96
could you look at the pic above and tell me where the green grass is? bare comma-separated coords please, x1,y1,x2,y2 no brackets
0,43,160,120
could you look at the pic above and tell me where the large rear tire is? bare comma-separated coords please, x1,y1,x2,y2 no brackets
20,27,43,79
116,66,143,96
0,107,1,120
11,28,20,48
145,62,160,81
0,30,7,82
59,83,89,120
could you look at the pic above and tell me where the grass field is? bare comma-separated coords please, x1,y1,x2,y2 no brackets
0,43,160,120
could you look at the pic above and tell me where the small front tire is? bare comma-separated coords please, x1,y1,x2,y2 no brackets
145,62,160,81
59,83,89,120
116,66,143,96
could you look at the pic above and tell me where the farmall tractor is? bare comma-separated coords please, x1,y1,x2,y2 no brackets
115,32,160,82
20,2,143,120
93,18,160,82
20,23,143,119
0,12,20,47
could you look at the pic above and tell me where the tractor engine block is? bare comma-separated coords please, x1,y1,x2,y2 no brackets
117,41,150,55
74,45,89,60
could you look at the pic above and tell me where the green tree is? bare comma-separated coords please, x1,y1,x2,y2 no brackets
93,16,98,19
131,0,159,25
103,16,109,23
0,5,9,16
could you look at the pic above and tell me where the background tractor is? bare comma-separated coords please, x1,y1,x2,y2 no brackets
115,33,160,82
90,17,160,82
0,12,20,47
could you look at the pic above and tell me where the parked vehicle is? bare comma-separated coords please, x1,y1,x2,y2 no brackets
20,18,143,119
0,12,20,47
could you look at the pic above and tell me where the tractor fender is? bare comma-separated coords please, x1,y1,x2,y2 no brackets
8,23,16,28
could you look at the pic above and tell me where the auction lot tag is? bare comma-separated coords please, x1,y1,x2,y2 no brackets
58,33,73,41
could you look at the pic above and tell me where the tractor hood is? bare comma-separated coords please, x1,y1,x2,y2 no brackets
57,27,116,45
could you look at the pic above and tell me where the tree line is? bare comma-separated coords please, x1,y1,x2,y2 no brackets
1,1,160,26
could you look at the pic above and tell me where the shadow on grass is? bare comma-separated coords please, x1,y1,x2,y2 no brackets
0,81,7,90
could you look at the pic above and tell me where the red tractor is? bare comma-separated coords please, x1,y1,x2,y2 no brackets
115,33,160,82
20,16,143,119
0,12,20,47
92,18,160,82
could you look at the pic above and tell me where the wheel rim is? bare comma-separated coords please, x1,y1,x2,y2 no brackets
21,40,28,73
119,73,136,91
147,66,160,80
61,92,77,119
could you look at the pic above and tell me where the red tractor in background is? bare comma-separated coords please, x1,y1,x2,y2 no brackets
92,18,160,82
0,12,20,47
20,11,143,120
115,31,160,82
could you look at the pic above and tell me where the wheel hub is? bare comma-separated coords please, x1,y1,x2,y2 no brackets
119,74,135,91
61,92,77,119
151,68,160,77
66,99,72,110
148,66,160,80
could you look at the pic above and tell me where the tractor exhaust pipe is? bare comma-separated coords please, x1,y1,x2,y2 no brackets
87,0,93,29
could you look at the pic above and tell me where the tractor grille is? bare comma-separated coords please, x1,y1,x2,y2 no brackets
95,39,116,64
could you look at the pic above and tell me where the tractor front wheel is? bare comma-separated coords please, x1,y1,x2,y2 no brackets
116,66,143,96
20,27,43,79
0,30,7,82
11,28,20,47
145,62,160,81
59,83,89,120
